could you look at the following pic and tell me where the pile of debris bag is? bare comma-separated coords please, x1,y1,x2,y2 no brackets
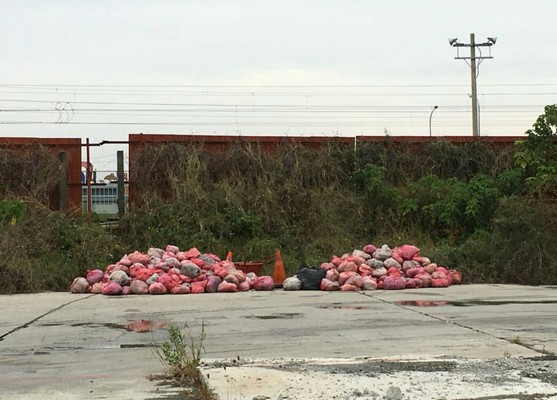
283,243,462,291
70,245,275,295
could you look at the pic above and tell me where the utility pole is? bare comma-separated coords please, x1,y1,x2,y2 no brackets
469,33,478,137
449,34,496,137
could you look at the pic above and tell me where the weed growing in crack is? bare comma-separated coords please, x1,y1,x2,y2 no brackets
511,336,523,345
157,321,216,400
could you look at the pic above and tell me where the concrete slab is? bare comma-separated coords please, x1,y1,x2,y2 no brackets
0,285,556,399
200,357,557,400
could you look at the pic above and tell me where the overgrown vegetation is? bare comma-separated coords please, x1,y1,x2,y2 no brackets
156,321,216,400
0,144,63,204
1,105,556,293
0,201,113,293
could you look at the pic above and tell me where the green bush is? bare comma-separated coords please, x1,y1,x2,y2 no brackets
514,104,557,197
0,202,113,293
399,174,501,240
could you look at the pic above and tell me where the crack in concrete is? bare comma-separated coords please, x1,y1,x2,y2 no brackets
358,292,550,356
455,393,557,400
0,294,95,341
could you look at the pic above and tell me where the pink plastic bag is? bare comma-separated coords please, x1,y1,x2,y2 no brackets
253,276,274,291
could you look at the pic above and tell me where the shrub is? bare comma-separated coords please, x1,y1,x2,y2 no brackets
0,201,112,293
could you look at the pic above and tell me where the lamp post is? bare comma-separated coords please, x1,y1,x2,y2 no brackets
429,105,438,137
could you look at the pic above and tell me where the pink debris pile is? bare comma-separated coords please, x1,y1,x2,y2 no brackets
294,243,462,291
70,245,275,295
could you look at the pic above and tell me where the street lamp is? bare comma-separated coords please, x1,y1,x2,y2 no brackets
429,105,438,137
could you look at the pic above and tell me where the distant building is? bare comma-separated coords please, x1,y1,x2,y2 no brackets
81,182,129,216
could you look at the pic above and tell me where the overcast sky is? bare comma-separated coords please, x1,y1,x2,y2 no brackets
1,0,556,170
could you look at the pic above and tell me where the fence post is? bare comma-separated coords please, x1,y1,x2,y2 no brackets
58,151,68,212
117,150,125,217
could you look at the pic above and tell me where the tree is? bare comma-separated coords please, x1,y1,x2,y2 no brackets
515,104,557,197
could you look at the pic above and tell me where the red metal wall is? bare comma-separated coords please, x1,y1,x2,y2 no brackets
0,137,82,210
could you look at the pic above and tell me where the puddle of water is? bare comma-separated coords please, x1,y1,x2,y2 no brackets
395,299,557,307
72,322,125,329
247,313,301,320
71,320,169,333
120,343,157,348
321,305,369,310
395,301,449,307
125,320,169,333
453,300,557,306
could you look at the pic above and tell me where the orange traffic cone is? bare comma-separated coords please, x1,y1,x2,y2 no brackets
272,249,286,287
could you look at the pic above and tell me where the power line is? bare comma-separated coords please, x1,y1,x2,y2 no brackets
1,83,556,88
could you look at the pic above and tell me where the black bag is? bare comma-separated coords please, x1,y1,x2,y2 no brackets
297,264,326,290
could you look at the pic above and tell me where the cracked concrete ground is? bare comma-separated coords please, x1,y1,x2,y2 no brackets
1,284,557,399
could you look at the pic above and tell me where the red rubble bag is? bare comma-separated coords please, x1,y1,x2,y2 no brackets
339,271,357,286
358,264,373,276
148,282,167,295
432,278,450,288
402,260,420,273
345,274,363,288
338,261,358,273
91,282,103,294
340,284,360,291
414,273,433,288
405,266,425,278
130,280,149,295
412,278,424,288
128,251,149,266
396,244,421,261
70,277,89,293
362,244,377,256
383,276,406,290
371,267,388,278
424,263,438,274
206,275,222,293
387,266,402,277
171,284,190,294
218,281,238,292
404,277,418,289
352,249,371,260
320,278,340,291
135,268,154,282
413,256,431,266
326,269,340,282
102,281,123,295
320,262,336,271
165,244,179,255
450,270,462,284
86,269,104,285
253,276,274,291
361,276,378,290
118,255,132,267
238,280,251,291
191,280,208,293
345,256,366,266
224,274,240,286
331,256,343,267
185,247,201,259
